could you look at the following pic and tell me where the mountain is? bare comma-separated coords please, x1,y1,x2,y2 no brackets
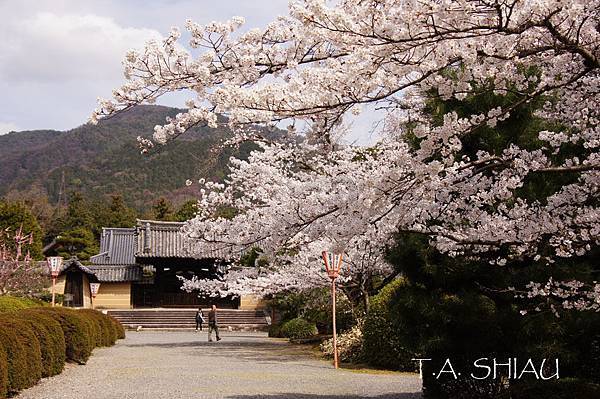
0,105,271,210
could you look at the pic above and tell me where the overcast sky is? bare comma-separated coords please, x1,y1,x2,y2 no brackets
0,0,381,144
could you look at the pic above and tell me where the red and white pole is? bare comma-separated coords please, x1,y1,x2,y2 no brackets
322,251,343,369
331,276,338,369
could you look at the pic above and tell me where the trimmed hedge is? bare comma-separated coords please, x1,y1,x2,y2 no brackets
0,296,127,397
13,311,66,377
280,318,318,340
0,296,45,312
0,345,7,399
0,319,42,395
0,301,126,399
108,314,126,340
79,309,117,347
40,307,95,364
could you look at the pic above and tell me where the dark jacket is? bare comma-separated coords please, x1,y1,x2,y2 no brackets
208,309,217,325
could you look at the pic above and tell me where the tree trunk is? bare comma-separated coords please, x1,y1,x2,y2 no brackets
362,289,370,314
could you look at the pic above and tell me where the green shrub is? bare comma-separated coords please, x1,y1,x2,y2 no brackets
82,314,100,349
0,319,42,394
108,314,125,340
504,379,600,399
76,310,104,347
0,306,123,398
321,322,364,362
280,318,318,340
0,296,44,312
13,310,66,377
101,313,118,345
536,312,600,385
0,345,7,399
39,308,94,364
0,324,25,395
37,292,64,306
271,288,355,334
79,310,116,347
362,278,416,370
268,323,283,338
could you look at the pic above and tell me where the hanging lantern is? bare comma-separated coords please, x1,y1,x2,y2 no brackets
90,283,101,298
47,256,63,278
47,256,64,307
321,251,343,279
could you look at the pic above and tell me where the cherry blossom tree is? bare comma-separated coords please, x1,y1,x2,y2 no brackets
94,0,599,309
0,226,47,296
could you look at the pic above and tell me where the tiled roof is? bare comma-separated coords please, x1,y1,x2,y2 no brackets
136,220,188,258
87,265,143,282
135,220,231,259
90,228,136,265
59,258,99,282
86,220,249,284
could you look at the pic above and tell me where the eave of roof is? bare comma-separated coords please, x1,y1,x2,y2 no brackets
87,264,143,283
59,258,99,282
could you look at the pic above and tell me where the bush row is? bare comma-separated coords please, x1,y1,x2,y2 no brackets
0,306,125,398
0,296,46,312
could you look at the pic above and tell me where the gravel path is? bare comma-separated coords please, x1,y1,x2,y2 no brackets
16,331,422,399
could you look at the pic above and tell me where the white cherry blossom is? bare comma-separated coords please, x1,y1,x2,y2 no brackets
94,0,600,308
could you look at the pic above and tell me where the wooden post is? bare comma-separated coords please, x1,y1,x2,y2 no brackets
331,277,338,369
51,277,56,307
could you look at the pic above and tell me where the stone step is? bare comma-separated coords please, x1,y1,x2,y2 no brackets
113,317,266,320
113,318,265,323
108,309,270,329
122,324,269,330
115,320,267,324
110,314,265,317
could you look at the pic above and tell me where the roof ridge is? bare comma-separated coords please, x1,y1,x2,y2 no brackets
136,219,185,226
101,227,136,232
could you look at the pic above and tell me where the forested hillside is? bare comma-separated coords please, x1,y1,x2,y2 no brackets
0,105,265,210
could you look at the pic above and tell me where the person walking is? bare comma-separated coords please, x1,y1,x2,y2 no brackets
207,304,221,342
195,307,205,331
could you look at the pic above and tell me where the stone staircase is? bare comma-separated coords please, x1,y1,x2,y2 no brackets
107,308,270,330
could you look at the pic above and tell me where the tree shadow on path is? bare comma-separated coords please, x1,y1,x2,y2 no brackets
226,394,421,399
122,336,319,363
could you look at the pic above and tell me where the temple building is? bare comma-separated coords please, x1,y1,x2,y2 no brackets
54,220,265,311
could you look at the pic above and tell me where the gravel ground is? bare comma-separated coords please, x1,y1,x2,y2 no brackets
16,331,422,399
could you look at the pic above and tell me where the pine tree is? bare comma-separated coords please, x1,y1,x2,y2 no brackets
152,197,174,221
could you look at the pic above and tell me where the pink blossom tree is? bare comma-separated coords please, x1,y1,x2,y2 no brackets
0,226,48,296
94,0,599,310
